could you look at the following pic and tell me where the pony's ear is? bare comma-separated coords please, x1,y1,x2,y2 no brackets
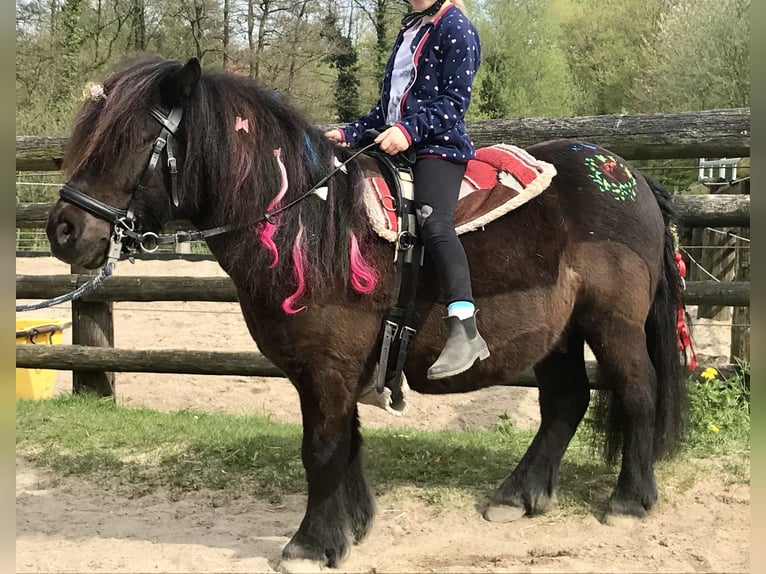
160,58,201,108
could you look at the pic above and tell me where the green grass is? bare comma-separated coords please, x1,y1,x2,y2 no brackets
16,369,750,513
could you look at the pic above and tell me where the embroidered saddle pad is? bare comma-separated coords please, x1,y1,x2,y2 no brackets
360,144,557,243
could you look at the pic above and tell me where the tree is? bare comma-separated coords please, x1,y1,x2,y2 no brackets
556,0,666,115
471,0,578,118
321,10,361,122
130,0,146,51
632,0,750,112
351,0,400,88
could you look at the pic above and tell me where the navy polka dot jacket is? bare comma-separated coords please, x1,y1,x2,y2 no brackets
339,4,481,162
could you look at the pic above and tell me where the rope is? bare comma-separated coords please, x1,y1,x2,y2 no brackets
16,262,115,312
703,227,750,242
679,247,720,282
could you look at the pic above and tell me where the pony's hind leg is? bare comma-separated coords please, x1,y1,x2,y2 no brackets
586,317,659,519
281,400,375,570
484,331,590,522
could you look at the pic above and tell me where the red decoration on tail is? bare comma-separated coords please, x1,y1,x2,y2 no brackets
674,252,696,370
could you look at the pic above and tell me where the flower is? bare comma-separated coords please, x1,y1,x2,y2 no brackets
708,423,720,433
82,81,106,101
701,367,718,381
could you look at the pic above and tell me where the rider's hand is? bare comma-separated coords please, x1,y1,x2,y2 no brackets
324,129,347,146
375,126,410,156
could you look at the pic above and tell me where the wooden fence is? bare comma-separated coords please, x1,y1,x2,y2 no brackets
16,109,751,396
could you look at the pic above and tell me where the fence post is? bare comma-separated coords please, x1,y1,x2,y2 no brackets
70,264,115,397
695,183,738,320
730,176,750,364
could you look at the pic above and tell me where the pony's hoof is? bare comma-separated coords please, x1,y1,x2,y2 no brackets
483,504,525,523
279,559,325,574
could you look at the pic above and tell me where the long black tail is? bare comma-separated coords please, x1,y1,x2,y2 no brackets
643,175,688,459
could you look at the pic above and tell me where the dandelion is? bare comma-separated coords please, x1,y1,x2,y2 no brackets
701,367,718,381
708,423,720,433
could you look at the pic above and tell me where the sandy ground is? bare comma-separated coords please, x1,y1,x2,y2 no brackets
16,257,749,573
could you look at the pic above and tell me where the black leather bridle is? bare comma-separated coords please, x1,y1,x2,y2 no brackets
58,106,184,253
58,110,388,259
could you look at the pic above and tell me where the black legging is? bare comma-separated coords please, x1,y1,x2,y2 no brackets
413,157,473,304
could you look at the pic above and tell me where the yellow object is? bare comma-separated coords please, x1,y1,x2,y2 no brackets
16,318,69,400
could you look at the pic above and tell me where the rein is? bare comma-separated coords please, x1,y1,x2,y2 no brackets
137,138,381,251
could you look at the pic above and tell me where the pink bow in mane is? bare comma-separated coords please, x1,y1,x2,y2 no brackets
235,116,249,133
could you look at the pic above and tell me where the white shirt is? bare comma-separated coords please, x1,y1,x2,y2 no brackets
387,23,421,124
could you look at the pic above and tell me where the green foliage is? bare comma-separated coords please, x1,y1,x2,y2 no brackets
15,0,751,134
471,0,578,118
320,12,361,122
630,158,701,192
556,0,667,114
686,361,750,457
631,0,750,112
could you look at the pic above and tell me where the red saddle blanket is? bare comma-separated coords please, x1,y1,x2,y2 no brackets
359,144,557,242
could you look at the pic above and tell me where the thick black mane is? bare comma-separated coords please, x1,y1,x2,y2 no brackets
66,56,378,306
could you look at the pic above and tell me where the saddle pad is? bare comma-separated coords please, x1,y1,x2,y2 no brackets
360,144,557,243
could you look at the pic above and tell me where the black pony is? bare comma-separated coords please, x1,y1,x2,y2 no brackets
46,57,687,570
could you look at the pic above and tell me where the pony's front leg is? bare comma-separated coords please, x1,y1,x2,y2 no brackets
281,387,375,571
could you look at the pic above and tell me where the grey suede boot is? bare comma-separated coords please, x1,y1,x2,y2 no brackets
427,312,490,380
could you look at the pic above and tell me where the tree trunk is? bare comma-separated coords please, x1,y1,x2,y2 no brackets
131,0,146,51
223,0,230,70
374,0,389,87
255,0,271,79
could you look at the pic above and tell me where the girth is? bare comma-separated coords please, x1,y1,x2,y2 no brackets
367,150,423,406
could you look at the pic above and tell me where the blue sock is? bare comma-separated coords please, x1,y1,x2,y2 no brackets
447,300,475,320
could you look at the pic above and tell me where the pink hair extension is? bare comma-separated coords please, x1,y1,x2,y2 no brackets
282,219,308,314
349,232,378,294
257,148,289,268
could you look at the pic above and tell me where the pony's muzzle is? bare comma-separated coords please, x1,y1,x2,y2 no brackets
47,203,79,251
46,201,111,268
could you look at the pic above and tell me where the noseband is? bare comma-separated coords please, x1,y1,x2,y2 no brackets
59,106,184,253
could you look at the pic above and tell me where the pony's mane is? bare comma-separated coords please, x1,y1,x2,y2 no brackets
65,56,380,311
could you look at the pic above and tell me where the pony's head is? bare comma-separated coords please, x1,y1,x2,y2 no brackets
46,56,380,310
46,57,201,268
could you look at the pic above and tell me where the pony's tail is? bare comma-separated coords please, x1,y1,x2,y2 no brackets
643,176,688,460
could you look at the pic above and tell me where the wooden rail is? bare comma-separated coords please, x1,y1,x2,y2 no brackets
14,275,751,307
14,345,740,389
14,194,752,230
16,109,750,397
16,108,750,171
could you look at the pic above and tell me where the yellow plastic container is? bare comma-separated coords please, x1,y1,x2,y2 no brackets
16,318,70,399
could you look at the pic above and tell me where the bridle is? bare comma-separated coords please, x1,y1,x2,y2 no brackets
59,106,184,256
29,116,396,313
58,106,383,260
